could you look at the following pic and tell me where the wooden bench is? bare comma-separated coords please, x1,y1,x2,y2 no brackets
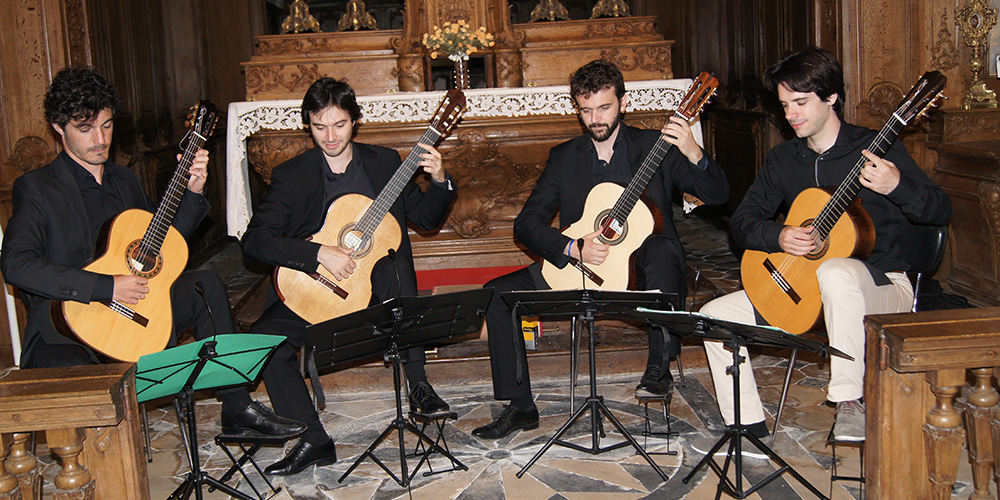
0,363,148,500
865,306,1000,499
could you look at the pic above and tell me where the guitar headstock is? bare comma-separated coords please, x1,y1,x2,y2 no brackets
184,100,219,140
429,89,466,137
676,72,719,120
895,71,947,125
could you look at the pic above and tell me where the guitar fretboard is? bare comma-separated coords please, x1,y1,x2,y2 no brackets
354,126,442,243
137,129,209,263
810,117,906,241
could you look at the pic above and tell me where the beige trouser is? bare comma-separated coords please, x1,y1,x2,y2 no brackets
702,257,913,426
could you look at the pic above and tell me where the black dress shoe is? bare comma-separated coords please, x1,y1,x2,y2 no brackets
472,405,539,439
265,439,337,476
635,364,674,396
408,380,450,414
221,401,306,439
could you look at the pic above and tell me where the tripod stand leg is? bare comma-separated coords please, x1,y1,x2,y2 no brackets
339,423,399,484
517,396,595,478
593,401,668,480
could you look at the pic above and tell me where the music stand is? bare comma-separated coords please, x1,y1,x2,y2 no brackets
136,334,285,500
502,289,678,481
305,288,493,487
629,308,850,499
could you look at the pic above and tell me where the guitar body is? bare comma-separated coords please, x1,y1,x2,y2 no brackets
275,193,401,325
741,187,875,334
541,182,655,291
60,209,189,362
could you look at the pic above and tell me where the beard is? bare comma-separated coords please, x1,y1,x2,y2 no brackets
586,112,623,142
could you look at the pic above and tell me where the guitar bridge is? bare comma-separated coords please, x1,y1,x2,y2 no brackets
103,301,150,327
568,257,605,287
309,273,350,299
763,258,801,304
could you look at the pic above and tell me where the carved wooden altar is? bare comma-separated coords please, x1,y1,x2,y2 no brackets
243,0,673,98
927,107,1000,306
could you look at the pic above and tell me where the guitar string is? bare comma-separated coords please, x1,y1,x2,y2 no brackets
136,126,210,270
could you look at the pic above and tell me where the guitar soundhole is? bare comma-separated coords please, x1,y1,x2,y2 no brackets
800,220,829,261
339,224,372,259
125,240,162,278
595,210,626,246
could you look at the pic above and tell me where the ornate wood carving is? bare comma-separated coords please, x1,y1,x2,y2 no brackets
930,8,960,71
247,136,313,184
5,136,55,183
583,18,656,38
599,46,671,74
245,65,324,96
441,130,539,238
63,0,90,66
943,112,1000,138
394,56,426,92
494,50,523,87
857,81,904,125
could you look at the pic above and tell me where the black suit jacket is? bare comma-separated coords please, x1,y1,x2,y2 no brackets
241,144,454,300
1,152,209,359
514,124,729,266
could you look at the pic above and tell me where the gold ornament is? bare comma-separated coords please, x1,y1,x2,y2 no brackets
956,0,998,108
530,0,569,22
338,0,377,31
281,0,321,34
592,0,630,18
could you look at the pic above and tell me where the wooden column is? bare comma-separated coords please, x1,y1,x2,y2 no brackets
923,369,965,500
46,428,93,500
963,367,999,500
4,434,38,500
0,434,19,500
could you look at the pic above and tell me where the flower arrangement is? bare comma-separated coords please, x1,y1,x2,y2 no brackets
422,20,495,62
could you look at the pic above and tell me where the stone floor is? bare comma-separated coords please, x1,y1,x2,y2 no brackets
141,351,980,500
122,209,985,499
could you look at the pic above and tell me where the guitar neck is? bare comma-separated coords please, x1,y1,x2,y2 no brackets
811,117,905,240
141,132,209,254
355,126,443,237
609,135,672,222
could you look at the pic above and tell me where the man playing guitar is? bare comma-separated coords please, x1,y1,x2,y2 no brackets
240,77,456,475
700,46,952,443
473,60,729,439
1,67,304,440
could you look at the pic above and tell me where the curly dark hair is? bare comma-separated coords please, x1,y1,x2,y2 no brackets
764,46,845,118
302,77,362,125
570,59,626,101
44,66,122,128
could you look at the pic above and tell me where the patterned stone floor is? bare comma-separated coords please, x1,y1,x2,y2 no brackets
129,209,978,499
141,351,981,500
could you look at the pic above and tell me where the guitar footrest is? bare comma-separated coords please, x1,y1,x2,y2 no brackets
212,433,287,500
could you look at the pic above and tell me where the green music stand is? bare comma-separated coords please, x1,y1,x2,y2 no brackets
136,334,285,500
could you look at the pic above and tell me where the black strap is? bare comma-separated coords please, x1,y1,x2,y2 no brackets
305,345,326,410
512,303,524,385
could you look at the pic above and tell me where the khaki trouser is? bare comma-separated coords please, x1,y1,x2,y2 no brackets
702,257,913,426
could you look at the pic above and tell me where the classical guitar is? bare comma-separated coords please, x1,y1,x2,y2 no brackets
741,71,946,334
57,102,219,362
540,72,719,291
274,89,465,325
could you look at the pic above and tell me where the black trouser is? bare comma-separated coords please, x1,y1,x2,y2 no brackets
252,256,428,445
483,235,686,401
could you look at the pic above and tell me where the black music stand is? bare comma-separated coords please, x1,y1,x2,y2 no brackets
629,308,850,499
502,289,678,481
306,288,493,487
135,334,286,500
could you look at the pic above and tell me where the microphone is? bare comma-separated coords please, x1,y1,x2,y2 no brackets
193,281,218,337
386,249,403,298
